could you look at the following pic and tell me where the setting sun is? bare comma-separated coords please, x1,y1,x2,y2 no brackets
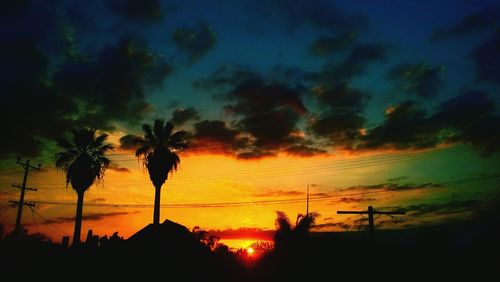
247,247,255,255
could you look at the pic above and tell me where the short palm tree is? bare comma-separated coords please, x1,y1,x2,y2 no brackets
274,211,319,250
135,119,187,225
55,129,113,246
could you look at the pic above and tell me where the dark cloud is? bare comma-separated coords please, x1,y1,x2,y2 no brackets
54,37,172,130
470,31,500,86
433,91,500,156
193,64,260,90
220,78,309,157
342,182,442,192
236,149,276,160
310,43,387,82
191,120,242,152
360,101,442,150
172,24,216,63
387,63,444,98
119,134,141,151
284,145,327,157
108,163,131,173
0,39,77,159
106,0,162,22
332,197,377,203
359,91,500,154
253,190,304,197
309,32,357,56
171,107,200,126
43,211,139,224
308,83,370,146
431,8,499,40
267,0,368,32
403,200,482,217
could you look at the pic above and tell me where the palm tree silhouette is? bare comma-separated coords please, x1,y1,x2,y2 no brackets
55,129,113,246
274,211,319,250
135,119,187,225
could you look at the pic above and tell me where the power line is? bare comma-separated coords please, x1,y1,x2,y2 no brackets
30,209,68,236
28,174,499,209
29,146,469,190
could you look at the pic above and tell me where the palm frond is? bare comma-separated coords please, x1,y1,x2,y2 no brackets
275,211,292,232
56,138,74,150
163,121,174,139
168,130,188,150
153,119,165,142
142,124,156,143
135,145,151,158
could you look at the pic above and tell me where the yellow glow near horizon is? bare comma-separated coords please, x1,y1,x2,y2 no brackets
0,145,490,244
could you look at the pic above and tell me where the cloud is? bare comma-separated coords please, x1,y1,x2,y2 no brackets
433,91,500,156
284,145,327,157
308,83,370,147
0,39,78,159
342,182,443,192
43,211,139,224
331,197,377,203
309,43,387,82
221,78,309,157
236,149,276,160
359,101,442,150
53,37,172,130
171,107,200,126
387,63,444,98
309,32,357,56
359,91,500,154
190,120,243,153
172,24,217,63
253,190,305,197
403,200,482,217
431,8,499,40
193,64,261,90
106,0,162,22
206,227,274,240
267,0,368,32
119,134,141,151
108,163,131,173
470,31,500,86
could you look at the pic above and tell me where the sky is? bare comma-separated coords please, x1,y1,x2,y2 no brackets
0,0,499,246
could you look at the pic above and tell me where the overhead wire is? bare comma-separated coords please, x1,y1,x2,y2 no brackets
31,146,468,189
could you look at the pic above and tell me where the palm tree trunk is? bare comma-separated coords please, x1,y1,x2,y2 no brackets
73,191,84,246
153,185,161,225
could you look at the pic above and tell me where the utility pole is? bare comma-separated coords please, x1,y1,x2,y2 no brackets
10,158,40,236
337,206,405,236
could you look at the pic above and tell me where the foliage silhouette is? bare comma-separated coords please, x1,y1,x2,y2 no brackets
274,211,319,251
134,119,188,224
55,129,113,245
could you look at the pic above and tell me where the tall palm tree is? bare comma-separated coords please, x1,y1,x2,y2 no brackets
55,129,113,246
135,119,187,225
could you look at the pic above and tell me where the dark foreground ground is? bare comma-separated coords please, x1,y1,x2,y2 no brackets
2,219,498,281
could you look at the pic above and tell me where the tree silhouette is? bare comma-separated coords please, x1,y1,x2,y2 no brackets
135,119,187,225
55,129,113,246
274,211,319,250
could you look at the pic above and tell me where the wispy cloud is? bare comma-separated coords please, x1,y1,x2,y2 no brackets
43,211,140,225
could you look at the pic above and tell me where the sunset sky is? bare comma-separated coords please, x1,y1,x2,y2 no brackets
1,0,499,247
